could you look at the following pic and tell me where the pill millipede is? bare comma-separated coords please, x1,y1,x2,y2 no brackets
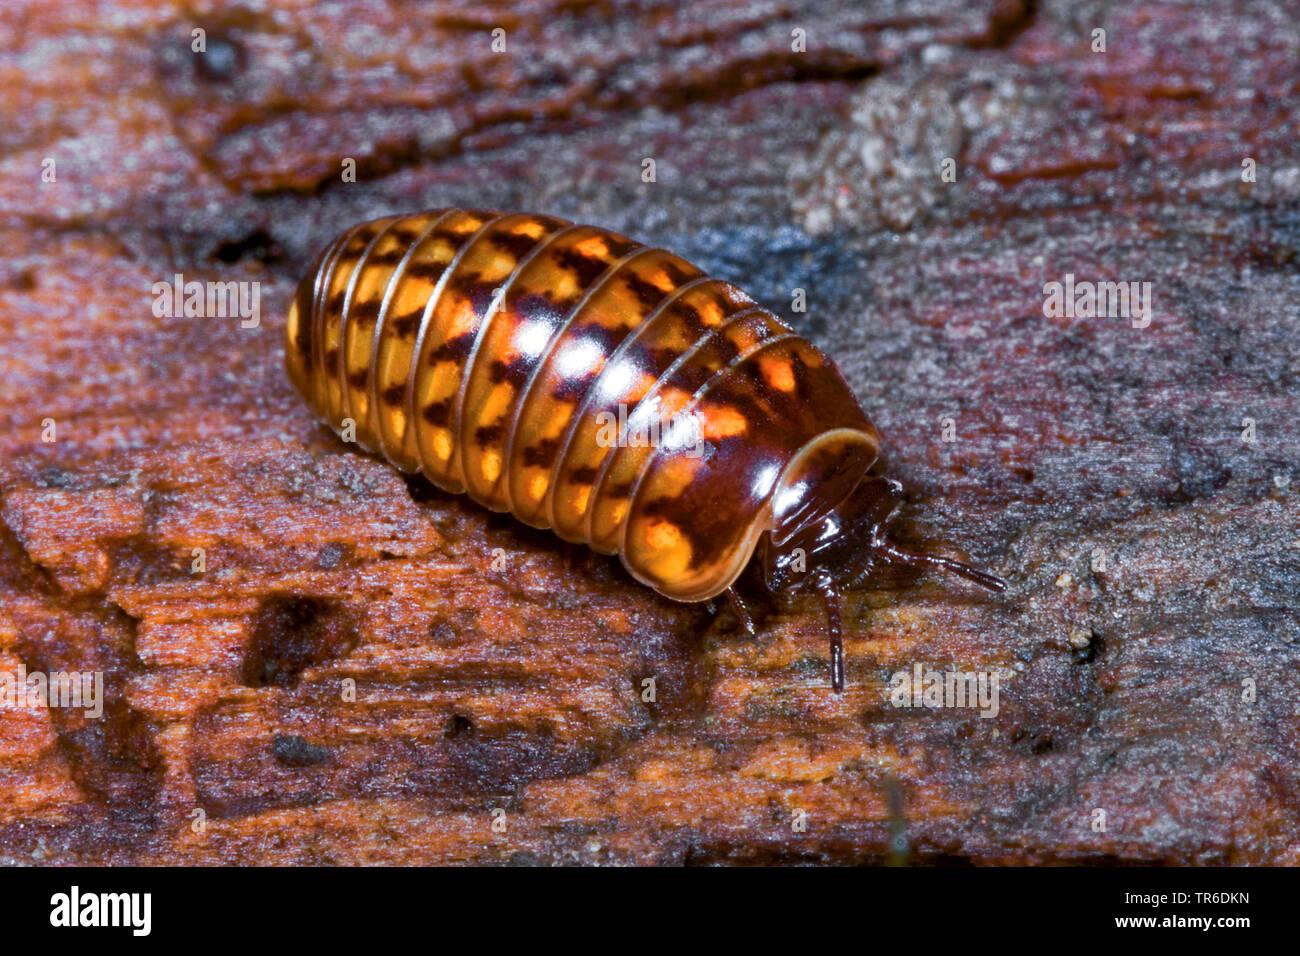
286,209,1006,692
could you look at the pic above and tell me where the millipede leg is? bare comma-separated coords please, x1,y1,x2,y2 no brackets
726,587,756,636
817,584,845,693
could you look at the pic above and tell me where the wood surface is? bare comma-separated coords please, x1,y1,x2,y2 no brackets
0,0,1296,864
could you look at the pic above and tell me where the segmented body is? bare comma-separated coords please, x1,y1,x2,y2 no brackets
286,209,880,603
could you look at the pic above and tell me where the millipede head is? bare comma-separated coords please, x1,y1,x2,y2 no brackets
757,473,1006,693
